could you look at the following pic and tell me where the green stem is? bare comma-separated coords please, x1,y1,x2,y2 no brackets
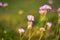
20,34,22,40
40,14,46,22
39,33,43,40
30,27,38,39
21,29,28,40
30,32,35,39
28,30,31,40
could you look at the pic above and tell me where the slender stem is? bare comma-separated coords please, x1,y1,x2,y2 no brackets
39,33,43,40
30,32,35,39
21,29,28,40
58,26,60,40
20,34,22,40
28,30,31,40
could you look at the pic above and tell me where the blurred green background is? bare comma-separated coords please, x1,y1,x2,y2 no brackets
0,0,60,40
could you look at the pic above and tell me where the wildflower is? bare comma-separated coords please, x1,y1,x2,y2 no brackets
57,8,60,13
3,2,8,7
46,22,52,30
39,6,44,10
39,27,45,31
39,10,47,15
18,10,24,15
0,2,3,7
39,4,52,10
39,27,45,33
43,5,52,10
2,38,4,40
27,21,33,30
18,28,25,34
39,27,45,40
58,20,60,24
58,13,60,16
4,30,7,34
48,0,53,4
27,15,34,21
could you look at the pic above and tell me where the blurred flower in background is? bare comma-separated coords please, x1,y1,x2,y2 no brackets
57,8,60,24
58,20,60,24
39,27,45,33
0,2,3,7
18,10,24,15
3,2,8,7
18,28,25,34
57,8,60,13
48,0,53,4
4,30,7,34
46,22,52,30
2,38,4,40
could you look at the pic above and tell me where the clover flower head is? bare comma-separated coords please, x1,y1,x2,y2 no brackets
27,15,34,21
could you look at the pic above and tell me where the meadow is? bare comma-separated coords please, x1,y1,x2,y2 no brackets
0,0,60,40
